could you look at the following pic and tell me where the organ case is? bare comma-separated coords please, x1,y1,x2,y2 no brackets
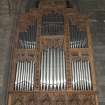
8,1,99,105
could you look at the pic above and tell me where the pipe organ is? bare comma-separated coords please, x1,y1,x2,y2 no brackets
8,0,99,105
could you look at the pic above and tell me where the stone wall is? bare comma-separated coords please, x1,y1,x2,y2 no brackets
92,21,105,105
0,0,14,105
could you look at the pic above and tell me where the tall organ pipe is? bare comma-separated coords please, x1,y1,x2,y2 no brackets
47,48,50,90
57,48,60,90
54,48,56,89
40,48,66,90
63,50,66,89
50,48,53,89
41,51,43,90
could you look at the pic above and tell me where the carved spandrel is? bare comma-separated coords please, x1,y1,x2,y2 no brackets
40,38,64,49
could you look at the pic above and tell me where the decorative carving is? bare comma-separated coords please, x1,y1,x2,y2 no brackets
68,94,97,105
40,94,51,105
55,96,66,105
81,95,96,105
68,94,79,105
26,95,37,105
14,99,24,105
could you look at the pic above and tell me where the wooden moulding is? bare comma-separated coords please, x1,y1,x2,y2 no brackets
40,37,64,49
9,92,97,105
86,20,97,91
64,14,71,91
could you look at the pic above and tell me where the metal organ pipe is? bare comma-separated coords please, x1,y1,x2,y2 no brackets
31,61,34,91
63,50,66,89
41,51,43,90
54,48,56,89
41,48,66,90
60,48,63,89
72,58,92,91
43,49,46,90
50,48,53,89
57,48,60,90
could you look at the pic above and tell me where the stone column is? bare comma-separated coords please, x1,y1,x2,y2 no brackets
0,0,14,105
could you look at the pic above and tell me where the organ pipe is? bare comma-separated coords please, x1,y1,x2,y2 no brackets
54,48,56,89
50,48,53,89
15,61,35,91
56,48,61,89
40,48,66,90
71,58,92,91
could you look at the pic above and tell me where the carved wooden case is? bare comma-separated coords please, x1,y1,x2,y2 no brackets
8,2,98,105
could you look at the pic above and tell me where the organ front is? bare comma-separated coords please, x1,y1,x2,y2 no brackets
8,0,99,105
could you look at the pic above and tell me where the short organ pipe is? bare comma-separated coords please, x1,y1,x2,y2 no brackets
70,25,88,48
15,61,35,91
72,58,92,91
